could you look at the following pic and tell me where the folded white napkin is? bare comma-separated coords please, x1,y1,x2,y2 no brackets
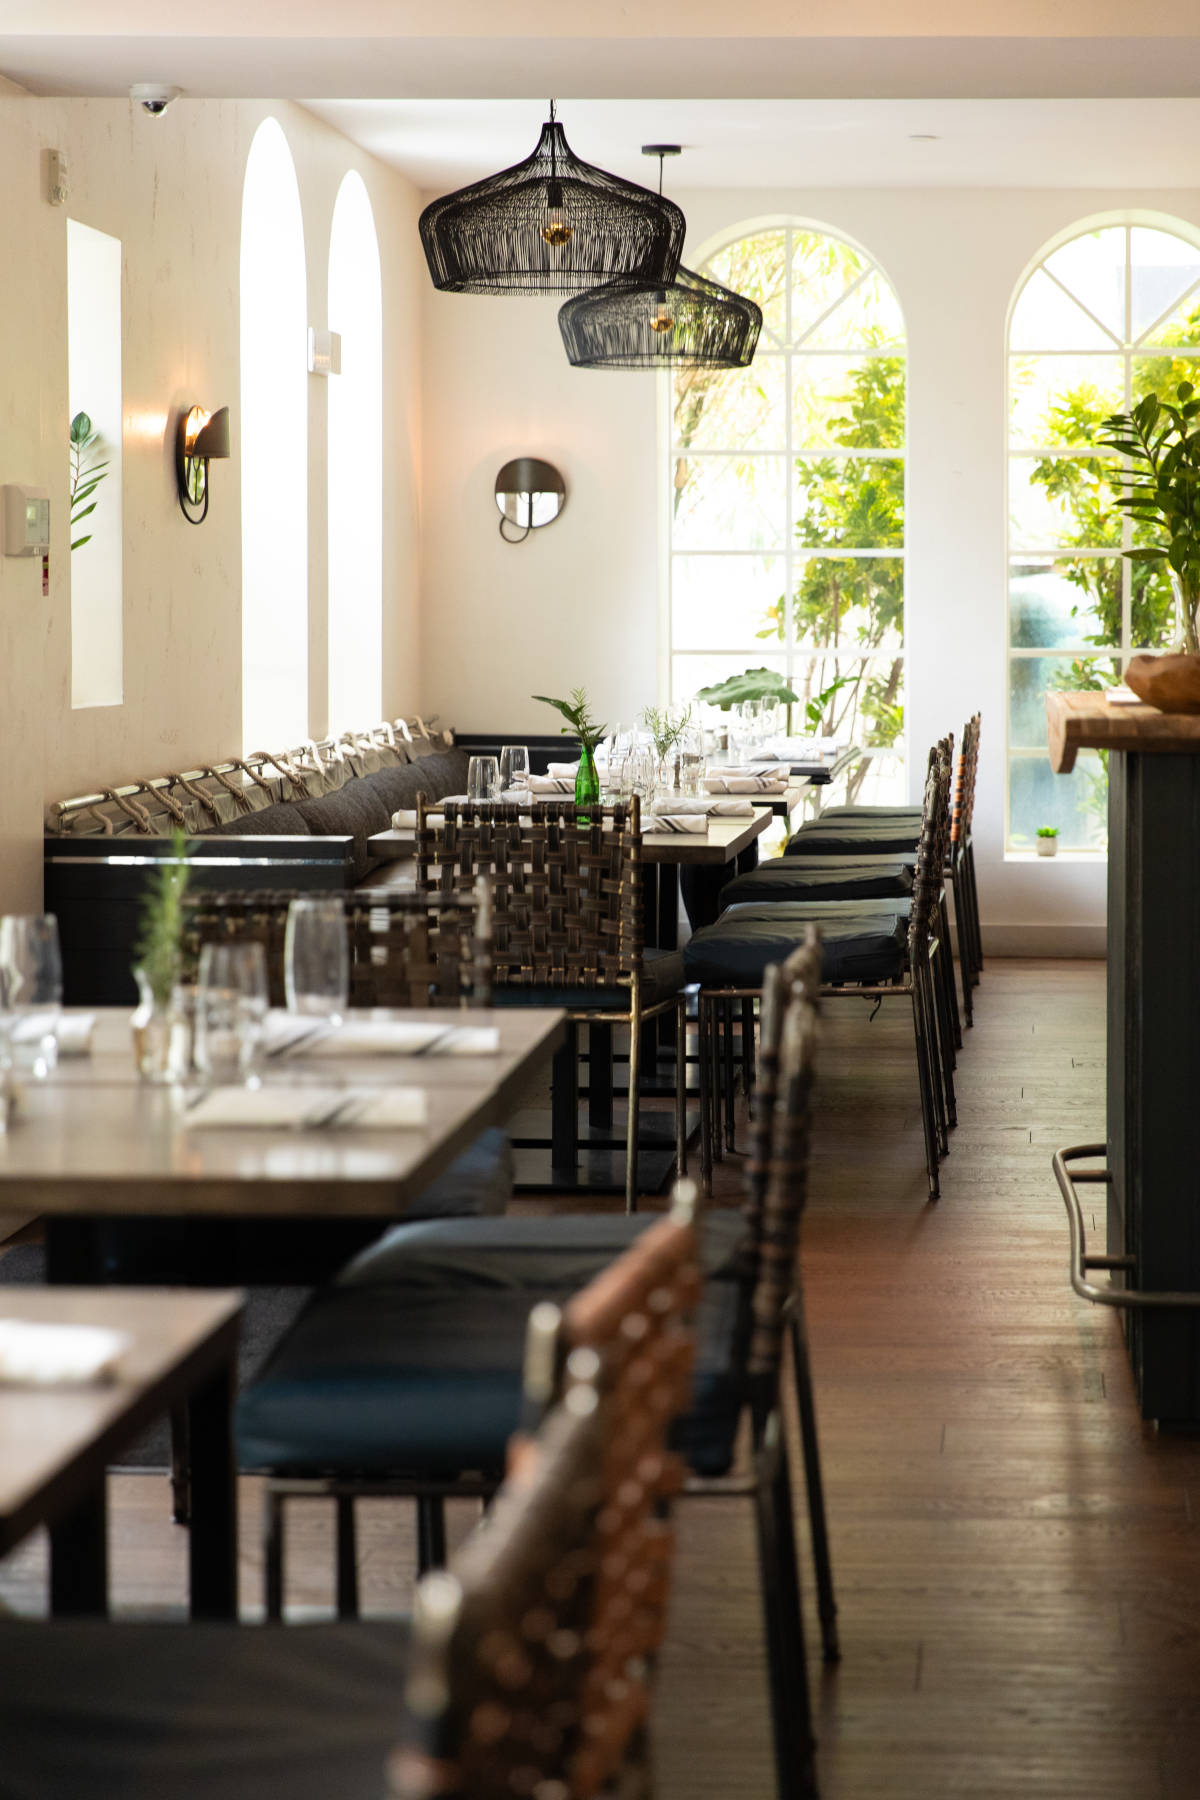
639,796,753,817
525,776,577,794
705,761,781,777
7,1012,91,1053
0,1318,131,1386
547,761,580,777
285,1020,500,1059
185,1085,429,1130
644,814,707,834
703,775,789,794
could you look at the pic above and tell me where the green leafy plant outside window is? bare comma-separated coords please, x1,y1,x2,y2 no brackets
70,410,108,551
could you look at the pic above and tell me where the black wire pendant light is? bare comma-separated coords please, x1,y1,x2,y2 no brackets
419,103,686,297
558,146,763,370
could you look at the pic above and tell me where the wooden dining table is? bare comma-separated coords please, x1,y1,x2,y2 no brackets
1,1007,565,1280
0,1287,242,1619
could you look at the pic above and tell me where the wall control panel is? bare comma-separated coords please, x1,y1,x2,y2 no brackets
3,486,50,556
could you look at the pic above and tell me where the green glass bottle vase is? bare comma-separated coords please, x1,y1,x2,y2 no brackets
575,744,600,820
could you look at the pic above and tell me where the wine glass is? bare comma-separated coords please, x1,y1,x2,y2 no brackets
194,941,269,1085
284,898,350,1024
467,755,501,802
0,915,63,1078
498,745,529,792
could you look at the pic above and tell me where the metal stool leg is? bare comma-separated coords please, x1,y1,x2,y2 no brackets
789,1298,840,1663
264,1488,286,1622
753,1412,819,1800
417,1496,447,1573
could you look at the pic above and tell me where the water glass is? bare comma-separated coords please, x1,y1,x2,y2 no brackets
679,725,706,797
194,941,269,1085
284,897,350,1023
467,755,501,802
0,914,62,1078
498,744,529,791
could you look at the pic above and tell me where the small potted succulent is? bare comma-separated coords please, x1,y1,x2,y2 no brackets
1036,826,1059,858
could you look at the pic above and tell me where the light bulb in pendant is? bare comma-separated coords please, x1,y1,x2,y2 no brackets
541,179,573,248
649,291,674,335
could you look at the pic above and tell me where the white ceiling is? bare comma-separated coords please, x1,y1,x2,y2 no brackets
301,98,1200,193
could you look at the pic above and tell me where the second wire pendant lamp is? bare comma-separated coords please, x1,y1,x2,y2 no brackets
419,103,685,296
559,146,762,370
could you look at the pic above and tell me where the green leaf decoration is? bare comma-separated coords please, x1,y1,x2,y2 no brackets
69,408,108,552
692,668,801,712
532,688,607,752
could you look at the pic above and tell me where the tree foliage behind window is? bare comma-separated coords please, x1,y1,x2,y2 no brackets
669,225,906,802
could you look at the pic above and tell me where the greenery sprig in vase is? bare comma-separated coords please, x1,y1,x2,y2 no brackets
131,825,191,1080
1097,385,1200,654
533,688,607,814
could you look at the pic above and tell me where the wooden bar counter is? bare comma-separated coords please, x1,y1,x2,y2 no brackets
1048,690,1200,1423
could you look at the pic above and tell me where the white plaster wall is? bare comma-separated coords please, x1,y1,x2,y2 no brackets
420,182,1200,950
0,93,423,911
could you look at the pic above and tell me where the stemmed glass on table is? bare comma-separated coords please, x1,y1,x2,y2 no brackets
194,940,270,1085
0,914,63,1081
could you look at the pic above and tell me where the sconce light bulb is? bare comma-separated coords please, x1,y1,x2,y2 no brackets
650,293,674,335
184,407,211,452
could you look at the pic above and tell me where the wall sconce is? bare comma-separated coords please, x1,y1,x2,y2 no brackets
175,405,230,524
494,458,566,544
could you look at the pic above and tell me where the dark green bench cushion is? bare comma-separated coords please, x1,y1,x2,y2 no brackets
683,901,908,987
720,856,912,907
785,817,921,856
489,946,686,1009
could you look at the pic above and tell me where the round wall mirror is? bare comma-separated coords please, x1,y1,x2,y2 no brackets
494,458,566,543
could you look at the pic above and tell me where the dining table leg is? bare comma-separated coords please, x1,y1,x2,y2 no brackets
186,1352,239,1620
49,1484,108,1616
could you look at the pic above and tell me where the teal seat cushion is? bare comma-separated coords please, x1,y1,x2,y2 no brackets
490,946,686,1009
720,856,912,907
683,902,908,987
237,1260,750,1482
0,1617,409,1800
336,1208,752,1291
406,1127,513,1220
236,1285,540,1476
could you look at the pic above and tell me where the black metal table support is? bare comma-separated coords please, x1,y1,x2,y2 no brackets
49,1487,108,1616
186,1357,238,1620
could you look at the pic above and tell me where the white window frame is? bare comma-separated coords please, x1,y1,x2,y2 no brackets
1006,218,1200,852
664,219,907,779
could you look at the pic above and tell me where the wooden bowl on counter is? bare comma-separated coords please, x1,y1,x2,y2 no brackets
1124,653,1200,715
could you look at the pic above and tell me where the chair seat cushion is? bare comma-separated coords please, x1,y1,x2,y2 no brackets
0,1617,409,1800
819,804,923,822
683,902,908,988
236,1285,543,1475
720,856,912,907
490,946,686,1010
335,1207,752,1290
405,1128,513,1221
238,1261,749,1482
785,816,921,857
296,785,392,882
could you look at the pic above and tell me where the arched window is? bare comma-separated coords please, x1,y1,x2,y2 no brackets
241,117,308,750
669,222,905,800
327,171,383,733
1007,221,1200,849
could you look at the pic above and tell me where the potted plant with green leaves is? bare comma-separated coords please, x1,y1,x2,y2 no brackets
641,703,692,795
533,687,607,812
1036,826,1059,858
1097,383,1200,710
130,825,191,1079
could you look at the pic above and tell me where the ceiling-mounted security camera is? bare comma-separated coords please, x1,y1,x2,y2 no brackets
130,83,182,117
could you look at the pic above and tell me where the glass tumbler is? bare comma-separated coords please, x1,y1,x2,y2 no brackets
467,755,501,802
284,897,350,1023
0,914,63,1078
498,745,529,791
194,941,269,1085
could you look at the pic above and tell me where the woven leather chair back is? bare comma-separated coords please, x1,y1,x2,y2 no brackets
908,739,953,965
391,1201,699,1800
416,797,645,992
746,990,820,1383
181,885,492,1009
951,712,981,846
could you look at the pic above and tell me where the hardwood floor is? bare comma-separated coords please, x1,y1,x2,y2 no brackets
5,959,1200,1796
